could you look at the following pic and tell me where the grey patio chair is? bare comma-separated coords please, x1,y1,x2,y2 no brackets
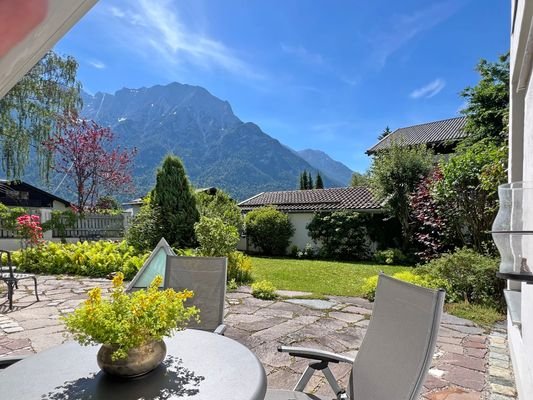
0,355,27,369
0,250,39,310
165,255,227,335
266,274,445,400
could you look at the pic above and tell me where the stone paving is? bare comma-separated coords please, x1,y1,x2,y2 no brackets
0,276,518,400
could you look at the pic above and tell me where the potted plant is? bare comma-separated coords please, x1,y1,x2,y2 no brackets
62,272,199,378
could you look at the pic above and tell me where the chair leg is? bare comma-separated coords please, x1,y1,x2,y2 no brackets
6,280,14,311
32,277,39,302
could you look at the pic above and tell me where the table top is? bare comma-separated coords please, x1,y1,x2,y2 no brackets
0,329,267,400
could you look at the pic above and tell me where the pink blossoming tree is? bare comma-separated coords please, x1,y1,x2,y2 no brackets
44,113,136,212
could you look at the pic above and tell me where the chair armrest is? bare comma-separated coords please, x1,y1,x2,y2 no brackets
278,346,354,364
214,323,227,335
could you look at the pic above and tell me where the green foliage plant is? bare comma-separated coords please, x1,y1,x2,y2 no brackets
125,195,162,252
0,51,81,179
350,171,369,187
373,248,407,265
227,251,253,284
434,140,507,252
195,190,242,230
152,155,199,248
369,141,433,249
194,216,239,257
251,280,277,300
0,203,26,231
460,53,509,144
63,273,199,360
307,211,372,260
244,206,294,256
419,248,504,309
13,240,147,280
361,270,447,302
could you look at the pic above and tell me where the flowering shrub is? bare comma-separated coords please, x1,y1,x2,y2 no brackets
63,273,199,360
16,214,43,246
251,280,277,300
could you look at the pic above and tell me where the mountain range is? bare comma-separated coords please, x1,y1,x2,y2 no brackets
79,82,353,201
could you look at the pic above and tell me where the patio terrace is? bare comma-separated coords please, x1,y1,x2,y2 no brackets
0,276,516,400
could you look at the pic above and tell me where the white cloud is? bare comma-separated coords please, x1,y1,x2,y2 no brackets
410,78,446,99
369,1,463,68
88,60,106,69
102,0,261,80
280,43,324,65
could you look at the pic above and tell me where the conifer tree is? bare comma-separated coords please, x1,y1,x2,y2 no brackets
315,172,324,189
308,174,314,190
151,155,199,248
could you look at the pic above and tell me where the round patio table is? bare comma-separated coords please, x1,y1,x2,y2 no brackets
0,329,267,400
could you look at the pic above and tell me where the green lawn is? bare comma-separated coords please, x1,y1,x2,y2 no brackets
251,257,410,297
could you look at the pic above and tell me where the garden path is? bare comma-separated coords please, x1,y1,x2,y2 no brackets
0,276,516,400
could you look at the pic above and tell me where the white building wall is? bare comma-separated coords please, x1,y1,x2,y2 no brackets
287,213,315,250
509,1,533,397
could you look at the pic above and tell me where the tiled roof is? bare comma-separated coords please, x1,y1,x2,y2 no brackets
238,187,383,212
366,116,468,154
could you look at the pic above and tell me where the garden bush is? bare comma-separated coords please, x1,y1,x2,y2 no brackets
125,199,162,252
361,270,447,301
307,211,372,260
194,216,239,257
251,280,277,300
420,248,504,309
13,240,147,280
373,248,407,265
227,251,253,284
244,206,294,256
196,190,242,230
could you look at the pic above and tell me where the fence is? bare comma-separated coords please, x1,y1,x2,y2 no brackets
54,214,129,239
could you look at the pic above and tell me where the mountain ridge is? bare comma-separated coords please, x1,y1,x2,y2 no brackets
79,82,348,201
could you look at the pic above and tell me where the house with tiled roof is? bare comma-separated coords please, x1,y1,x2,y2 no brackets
366,116,468,155
237,187,384,251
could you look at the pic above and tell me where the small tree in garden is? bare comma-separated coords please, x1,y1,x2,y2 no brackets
151,155,199,248
434,139,507,252
195,190,242,231
0,51,81,179
125,196,162,252
369,142,433,249
194,216,239,257
410,168,454,261
44,113,136,211
244,206,294,256
460,53,509,145
350,172,369,187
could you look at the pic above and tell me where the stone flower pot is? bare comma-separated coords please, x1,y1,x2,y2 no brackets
97,340,167,378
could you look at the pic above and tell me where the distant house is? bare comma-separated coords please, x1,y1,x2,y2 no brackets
237,187,384,251
366,116,467,155
0,180,70,210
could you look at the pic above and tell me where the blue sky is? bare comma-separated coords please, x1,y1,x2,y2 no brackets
55,0,510,173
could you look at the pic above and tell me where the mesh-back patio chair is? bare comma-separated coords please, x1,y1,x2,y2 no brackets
165,255,227,335
266,274,445,400
0,355,27,369
0,250,39,310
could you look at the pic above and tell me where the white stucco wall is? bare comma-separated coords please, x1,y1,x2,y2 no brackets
509,1,533,397
287,213,316,250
